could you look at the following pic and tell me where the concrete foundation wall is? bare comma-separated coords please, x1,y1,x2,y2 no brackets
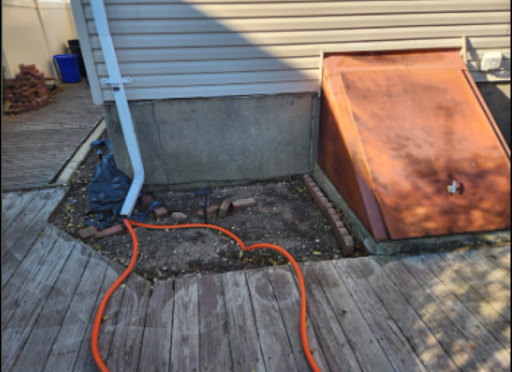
105,93,319,185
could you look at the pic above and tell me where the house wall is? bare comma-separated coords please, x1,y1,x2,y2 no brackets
2,0,78,78
72,0,510,185
73,0,510,105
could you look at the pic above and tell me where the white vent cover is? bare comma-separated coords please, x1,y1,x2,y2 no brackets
480,52,503,71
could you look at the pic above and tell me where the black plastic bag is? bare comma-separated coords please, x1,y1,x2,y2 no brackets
84,139,162,230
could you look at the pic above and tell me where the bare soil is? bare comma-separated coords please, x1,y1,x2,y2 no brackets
51,145,366,282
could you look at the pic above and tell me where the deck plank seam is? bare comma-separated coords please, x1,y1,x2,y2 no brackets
243,269,271,372
69,253,111,372
279,265,332,372
218,274,236,372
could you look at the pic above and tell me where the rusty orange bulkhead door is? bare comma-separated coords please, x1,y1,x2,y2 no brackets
318,49,511,241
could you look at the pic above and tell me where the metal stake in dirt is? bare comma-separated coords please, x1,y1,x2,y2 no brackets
195,188,212,224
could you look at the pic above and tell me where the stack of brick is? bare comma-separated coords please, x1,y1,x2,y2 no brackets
3,64,60,115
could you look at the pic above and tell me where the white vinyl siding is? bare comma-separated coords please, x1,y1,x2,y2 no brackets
72,0,510,104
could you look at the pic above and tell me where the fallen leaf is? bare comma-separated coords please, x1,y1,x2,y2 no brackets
313,251,322,255
239,250,244,258
102,315,109,322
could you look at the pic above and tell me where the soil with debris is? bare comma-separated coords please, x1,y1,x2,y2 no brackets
51,146,366,282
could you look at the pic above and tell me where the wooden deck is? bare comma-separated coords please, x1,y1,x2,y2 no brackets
2,82,103,190
2,189,511,372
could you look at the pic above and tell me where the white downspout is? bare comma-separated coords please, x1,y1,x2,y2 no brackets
90,0,144,216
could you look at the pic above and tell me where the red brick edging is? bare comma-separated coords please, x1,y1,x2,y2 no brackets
303,174,354,257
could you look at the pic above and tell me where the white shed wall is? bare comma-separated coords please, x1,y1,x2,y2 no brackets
72,0,511,104
2,0,78,77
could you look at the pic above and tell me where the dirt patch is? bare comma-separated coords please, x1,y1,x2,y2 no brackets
51,146,366,282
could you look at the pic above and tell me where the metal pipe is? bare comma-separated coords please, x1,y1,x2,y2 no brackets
90,0,144,216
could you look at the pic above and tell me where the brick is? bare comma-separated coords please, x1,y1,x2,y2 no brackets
196,205,219,218
232,198,256,210
141,193,154,209
78,226,97,239
94,224,125,239
171,212,187,223
153,206,169,219
218,198,232,218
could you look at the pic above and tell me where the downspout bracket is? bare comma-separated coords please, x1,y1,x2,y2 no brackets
100,77,132,84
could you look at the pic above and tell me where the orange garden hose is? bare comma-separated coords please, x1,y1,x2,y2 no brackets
91,219,322,372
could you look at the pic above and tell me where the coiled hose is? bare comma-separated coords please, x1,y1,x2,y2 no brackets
91,219,322,372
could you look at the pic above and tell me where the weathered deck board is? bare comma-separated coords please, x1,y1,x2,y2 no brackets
1,191,21,211
3,189,53,251
246,268,299,372
416,253,511,352
376,256,497,372
223,270,266,372
311,261,395,372
2,186,510,372
198,274,232,372
11,244,92,372
171,277,201,372
2,190,38,234
2,188,67,284
1,239,75,372
106,273,150,371
137,279,174,372
353,258,461,372
439,251,511,322
2,82,103,189
42,251,109,372
400,256,510,371
480,246,511,274
298,263,362,372
267,266,330,372
460,249,511,293
332,259,428,372
2,225,59,302
76,260,128,372
2,234,74,331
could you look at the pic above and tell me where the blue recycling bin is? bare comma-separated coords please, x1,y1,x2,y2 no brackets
53,54,81,83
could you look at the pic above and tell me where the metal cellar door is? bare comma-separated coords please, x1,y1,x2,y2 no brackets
319,49,510,241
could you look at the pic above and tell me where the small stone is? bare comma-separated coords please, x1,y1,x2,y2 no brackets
171,212,187,222
218,198,232,218
78,226,97,239
232,198,256,210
